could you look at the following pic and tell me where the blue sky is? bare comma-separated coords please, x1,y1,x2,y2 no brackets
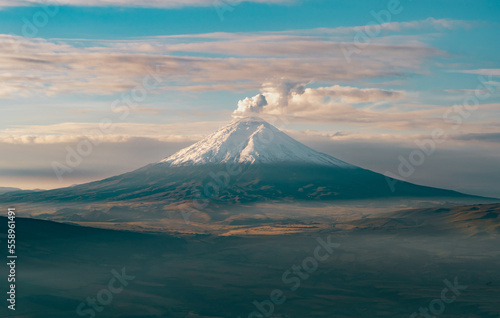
0,0,499,197
1,0,499,38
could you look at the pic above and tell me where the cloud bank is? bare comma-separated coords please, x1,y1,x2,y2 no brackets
0,18,467,98
233,81,411,125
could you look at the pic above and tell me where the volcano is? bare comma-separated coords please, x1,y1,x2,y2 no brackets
0,117,485,206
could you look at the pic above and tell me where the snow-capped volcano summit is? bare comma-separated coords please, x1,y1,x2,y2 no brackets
161,116,354,168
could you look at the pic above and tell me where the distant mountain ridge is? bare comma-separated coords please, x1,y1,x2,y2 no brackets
0,187,21,195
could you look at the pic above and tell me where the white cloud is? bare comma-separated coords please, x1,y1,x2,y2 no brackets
329,17,473,33
229,82,500,132
234,82,406,117
455,69,500,76
234,94,267,114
